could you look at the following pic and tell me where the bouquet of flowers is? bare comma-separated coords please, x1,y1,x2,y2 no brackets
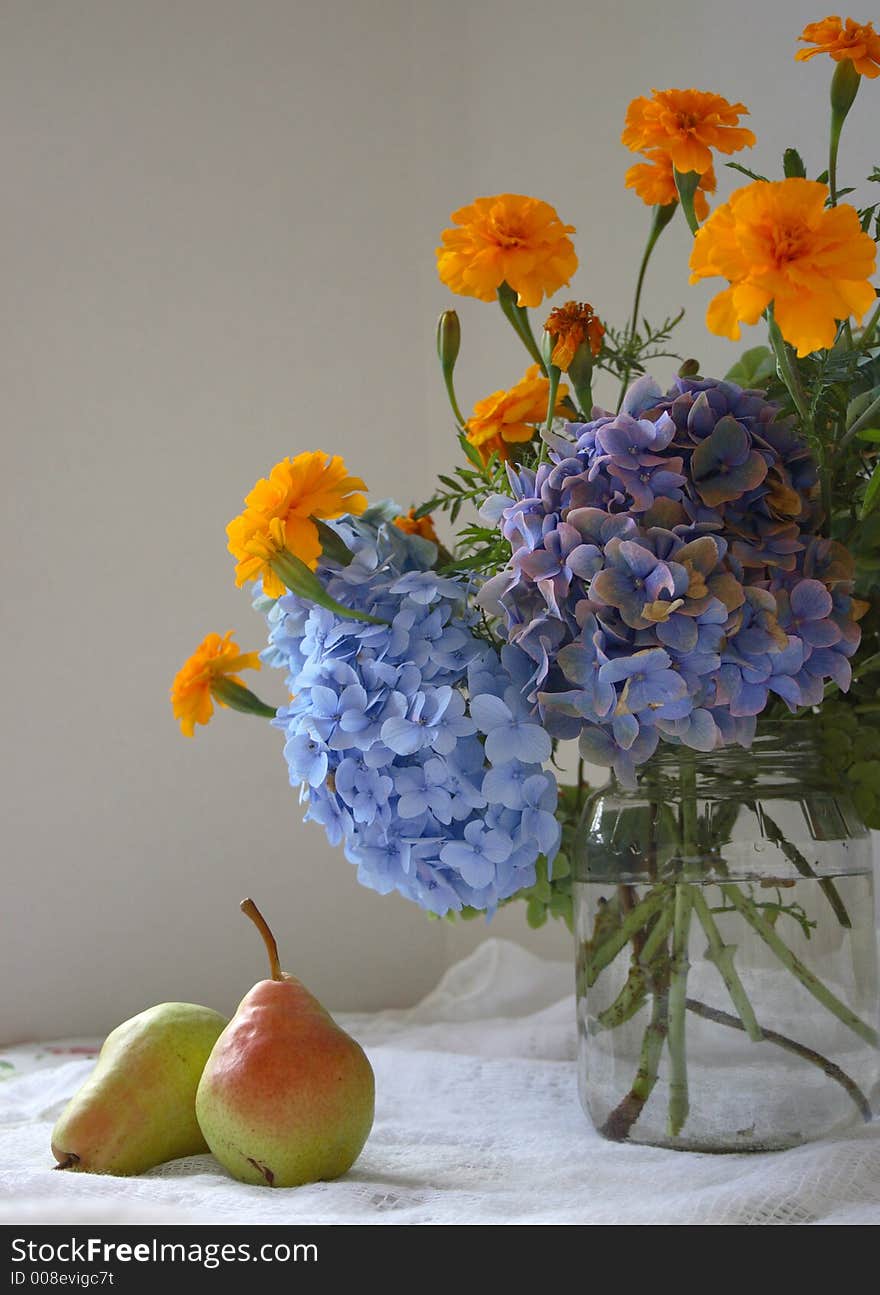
172,16,880,1147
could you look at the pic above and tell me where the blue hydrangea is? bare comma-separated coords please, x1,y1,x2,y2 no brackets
256,511,560,915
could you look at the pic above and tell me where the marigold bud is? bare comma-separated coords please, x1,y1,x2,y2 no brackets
436,310,461,376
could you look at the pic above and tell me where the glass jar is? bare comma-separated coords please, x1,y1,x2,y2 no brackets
573,725,880,1152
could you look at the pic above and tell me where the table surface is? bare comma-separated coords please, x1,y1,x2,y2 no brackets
2,938,879,1226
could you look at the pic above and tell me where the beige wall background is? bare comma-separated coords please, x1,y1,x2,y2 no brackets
3,0,876,1040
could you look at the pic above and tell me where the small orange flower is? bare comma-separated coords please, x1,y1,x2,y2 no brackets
622,88,756,175
690,178,877,357
171,632,261,737
796,15,880,77
394,509,439,544
625,150,717,221
543,302,605,370
465,365,569,463
436,194,577,308
227,451,367,598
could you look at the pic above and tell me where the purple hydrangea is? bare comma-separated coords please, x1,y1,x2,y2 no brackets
479,375,861,784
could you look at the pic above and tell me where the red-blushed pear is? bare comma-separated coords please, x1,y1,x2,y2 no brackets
195,899,375,1188
51,1003,228,1175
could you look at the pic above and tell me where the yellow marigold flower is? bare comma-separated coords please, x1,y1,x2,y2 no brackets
543,301,605,371
394,509,439,543
689,178,877,358
436,194,577,308
171,631,261,738
465,365,569,463
226,451,367,598
797,15,880,77
622,89,756,175
625,150,717,221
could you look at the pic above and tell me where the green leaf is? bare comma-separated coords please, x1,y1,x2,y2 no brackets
312,518,354,565
851,784,876,823
857,428,880,443
860,462,880,519
724,345,775,387
860,204,879,232
459,435,484,469
725,161,769,182
783,148,806,179
854,651,880,678
526,897,548,928
848,384,880,430
847,760,880,787
550,850,571,879
413,499,440,520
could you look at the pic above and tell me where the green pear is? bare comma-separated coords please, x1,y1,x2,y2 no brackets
51,1002,227,1175
195,899,374,1188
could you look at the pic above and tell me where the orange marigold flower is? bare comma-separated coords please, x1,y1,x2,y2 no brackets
171,631,261,737
622,88,756,175
796,15,880,77
465,365,569,463
394,509,439,544
690,178,877,358
436,194,577,308
543,301,605,371
625,150,717,221
226,451,367,598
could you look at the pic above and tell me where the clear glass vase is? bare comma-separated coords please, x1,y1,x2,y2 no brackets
573,725,880,1152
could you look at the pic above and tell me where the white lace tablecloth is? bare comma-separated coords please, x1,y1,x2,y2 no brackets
1,939,879,1226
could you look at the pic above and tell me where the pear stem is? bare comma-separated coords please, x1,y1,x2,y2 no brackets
240,898,284,981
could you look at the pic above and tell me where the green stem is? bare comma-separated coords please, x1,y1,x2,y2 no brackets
858,300,880,353
685,998,872,1123
539,362,562,466
678,749,698,866
828,59,860,208
599,966,670,1142
595,962,649,1030
617,883,646,959
666,884,693,1136
767,312,830,530
580,887,667,988
767,313,813,432
720,883,879,1048
759,806,851,928
639,903,674,971
691,888,762,1042
442,370,465,428
497,282,547,373
829,115,843,208
616,203,676,411
544,364,561,433
515,302,547,372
